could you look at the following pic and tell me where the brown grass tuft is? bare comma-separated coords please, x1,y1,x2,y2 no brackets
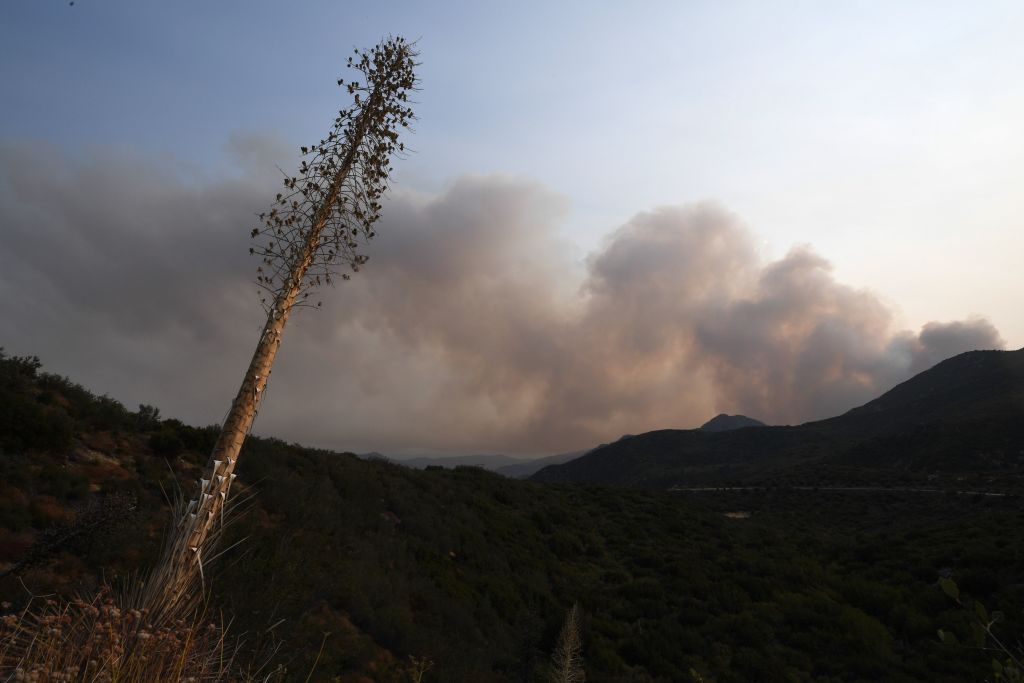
0,587,278,682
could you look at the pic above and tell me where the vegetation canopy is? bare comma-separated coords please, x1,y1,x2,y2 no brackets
2,350,1023,681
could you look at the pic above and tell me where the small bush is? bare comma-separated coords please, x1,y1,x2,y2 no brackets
150,427,185,458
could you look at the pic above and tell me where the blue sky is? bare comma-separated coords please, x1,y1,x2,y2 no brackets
4,2,1022,347
1,2,1021,453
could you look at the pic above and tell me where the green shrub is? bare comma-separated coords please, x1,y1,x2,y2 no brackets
148,427,184,457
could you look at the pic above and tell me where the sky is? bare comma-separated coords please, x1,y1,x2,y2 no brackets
1,1,1021,456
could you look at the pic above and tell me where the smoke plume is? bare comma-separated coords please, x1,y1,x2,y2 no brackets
0,139,1005,454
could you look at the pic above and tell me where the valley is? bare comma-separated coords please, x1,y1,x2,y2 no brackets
1,348,1022,680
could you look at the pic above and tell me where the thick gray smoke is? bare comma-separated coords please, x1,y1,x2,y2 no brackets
0,139,1005,454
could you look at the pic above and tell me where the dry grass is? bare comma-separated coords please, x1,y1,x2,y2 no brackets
0,486,283,682
0,483,285,683
0,587,280,682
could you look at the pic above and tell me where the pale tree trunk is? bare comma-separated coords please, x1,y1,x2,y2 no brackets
150,95,379,614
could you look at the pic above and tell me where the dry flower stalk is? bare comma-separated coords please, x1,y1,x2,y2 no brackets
147,36,418,619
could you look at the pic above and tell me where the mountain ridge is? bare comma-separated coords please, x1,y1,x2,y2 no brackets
532,348,1024,489
361,452,527,470
699,414,766,432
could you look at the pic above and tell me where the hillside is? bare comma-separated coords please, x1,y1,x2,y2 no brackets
363,452,528,471
822,349,1024,439
532,349,1024,489
2,349,1024,681
495,450,588,479
699,414,766,432
358,450,588,479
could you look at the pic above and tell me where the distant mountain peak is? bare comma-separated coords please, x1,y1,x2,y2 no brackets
698,414,766,432
531,348,1024,488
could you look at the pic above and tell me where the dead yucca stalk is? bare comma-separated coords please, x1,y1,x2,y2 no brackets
148,36,418,618
141,486,251,627
549,603,584,683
